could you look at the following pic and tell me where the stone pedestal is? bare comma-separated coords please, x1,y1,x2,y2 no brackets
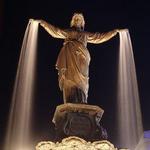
35,103,127,150
52,103,107,141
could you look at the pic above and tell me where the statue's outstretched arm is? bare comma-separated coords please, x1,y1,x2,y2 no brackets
39,20,68,39
86,29,118,44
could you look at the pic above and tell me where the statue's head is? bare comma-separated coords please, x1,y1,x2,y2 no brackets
70,13,85,30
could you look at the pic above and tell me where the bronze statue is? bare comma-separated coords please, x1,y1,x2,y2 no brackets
36,13,122,104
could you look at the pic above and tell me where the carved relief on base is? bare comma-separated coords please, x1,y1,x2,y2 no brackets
36,136,118,150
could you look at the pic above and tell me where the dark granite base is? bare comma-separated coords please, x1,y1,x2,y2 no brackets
52,103,108,141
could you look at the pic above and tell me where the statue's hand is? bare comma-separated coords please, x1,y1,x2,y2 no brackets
29,18,35,23
29,18,43,24
117,28,128,33
35,19,42,24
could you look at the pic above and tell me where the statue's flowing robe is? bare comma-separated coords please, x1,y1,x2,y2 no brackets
40,21,117,103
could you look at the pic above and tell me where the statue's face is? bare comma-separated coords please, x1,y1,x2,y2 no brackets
73,15,83,27
71,14,85,28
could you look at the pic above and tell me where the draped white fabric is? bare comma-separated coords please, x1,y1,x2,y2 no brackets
4,20,39,150
117,30,144,150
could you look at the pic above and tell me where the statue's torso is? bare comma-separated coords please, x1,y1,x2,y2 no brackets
64,29,88,47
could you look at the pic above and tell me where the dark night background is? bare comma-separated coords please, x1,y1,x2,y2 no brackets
0,0,150,147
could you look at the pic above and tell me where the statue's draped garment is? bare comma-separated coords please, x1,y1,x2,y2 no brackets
40,21,117,103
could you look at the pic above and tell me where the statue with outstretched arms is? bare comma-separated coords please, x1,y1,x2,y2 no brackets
33,13,126,104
